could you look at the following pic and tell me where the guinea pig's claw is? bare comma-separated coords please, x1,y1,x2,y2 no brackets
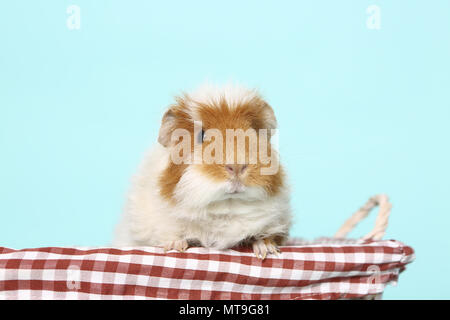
252,239,280,260
163,239,189,253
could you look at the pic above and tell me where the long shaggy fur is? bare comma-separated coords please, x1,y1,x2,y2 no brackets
113,84,292,252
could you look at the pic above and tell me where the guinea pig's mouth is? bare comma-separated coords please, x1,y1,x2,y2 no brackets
223,189,246,200
217,183,267,202
226,190,243,195
225,180,245,195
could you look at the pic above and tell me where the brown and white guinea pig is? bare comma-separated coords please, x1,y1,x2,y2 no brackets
113,84,292,259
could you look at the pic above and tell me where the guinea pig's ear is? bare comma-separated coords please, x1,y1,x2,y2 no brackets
158,109,177,147
260,102,278,132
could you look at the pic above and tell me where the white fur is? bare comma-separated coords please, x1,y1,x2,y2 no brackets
186,83,259,110
113,85,292,250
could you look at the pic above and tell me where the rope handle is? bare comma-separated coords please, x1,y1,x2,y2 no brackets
334,194,392,240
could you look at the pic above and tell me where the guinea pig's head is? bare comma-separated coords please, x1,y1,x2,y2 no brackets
157,84,285,209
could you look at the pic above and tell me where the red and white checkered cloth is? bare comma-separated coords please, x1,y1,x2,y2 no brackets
0,238,414,300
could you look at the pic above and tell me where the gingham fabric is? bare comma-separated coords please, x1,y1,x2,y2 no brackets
0,238,414,300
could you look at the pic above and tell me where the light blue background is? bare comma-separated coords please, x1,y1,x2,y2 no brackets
1,1,449,299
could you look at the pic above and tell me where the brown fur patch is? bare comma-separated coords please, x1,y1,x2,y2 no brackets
238,234,287,247
158,162,188,203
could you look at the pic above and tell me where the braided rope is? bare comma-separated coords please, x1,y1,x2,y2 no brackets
334,194,392,240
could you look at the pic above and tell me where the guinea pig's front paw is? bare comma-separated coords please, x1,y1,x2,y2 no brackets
163,239,189,253
252,238,281,260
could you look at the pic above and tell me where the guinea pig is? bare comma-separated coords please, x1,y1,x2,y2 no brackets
113,84,292,259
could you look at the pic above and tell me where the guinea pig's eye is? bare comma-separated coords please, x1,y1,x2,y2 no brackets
198,129,205,143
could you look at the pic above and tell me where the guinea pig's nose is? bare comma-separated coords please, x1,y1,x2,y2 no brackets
225,164,248,176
